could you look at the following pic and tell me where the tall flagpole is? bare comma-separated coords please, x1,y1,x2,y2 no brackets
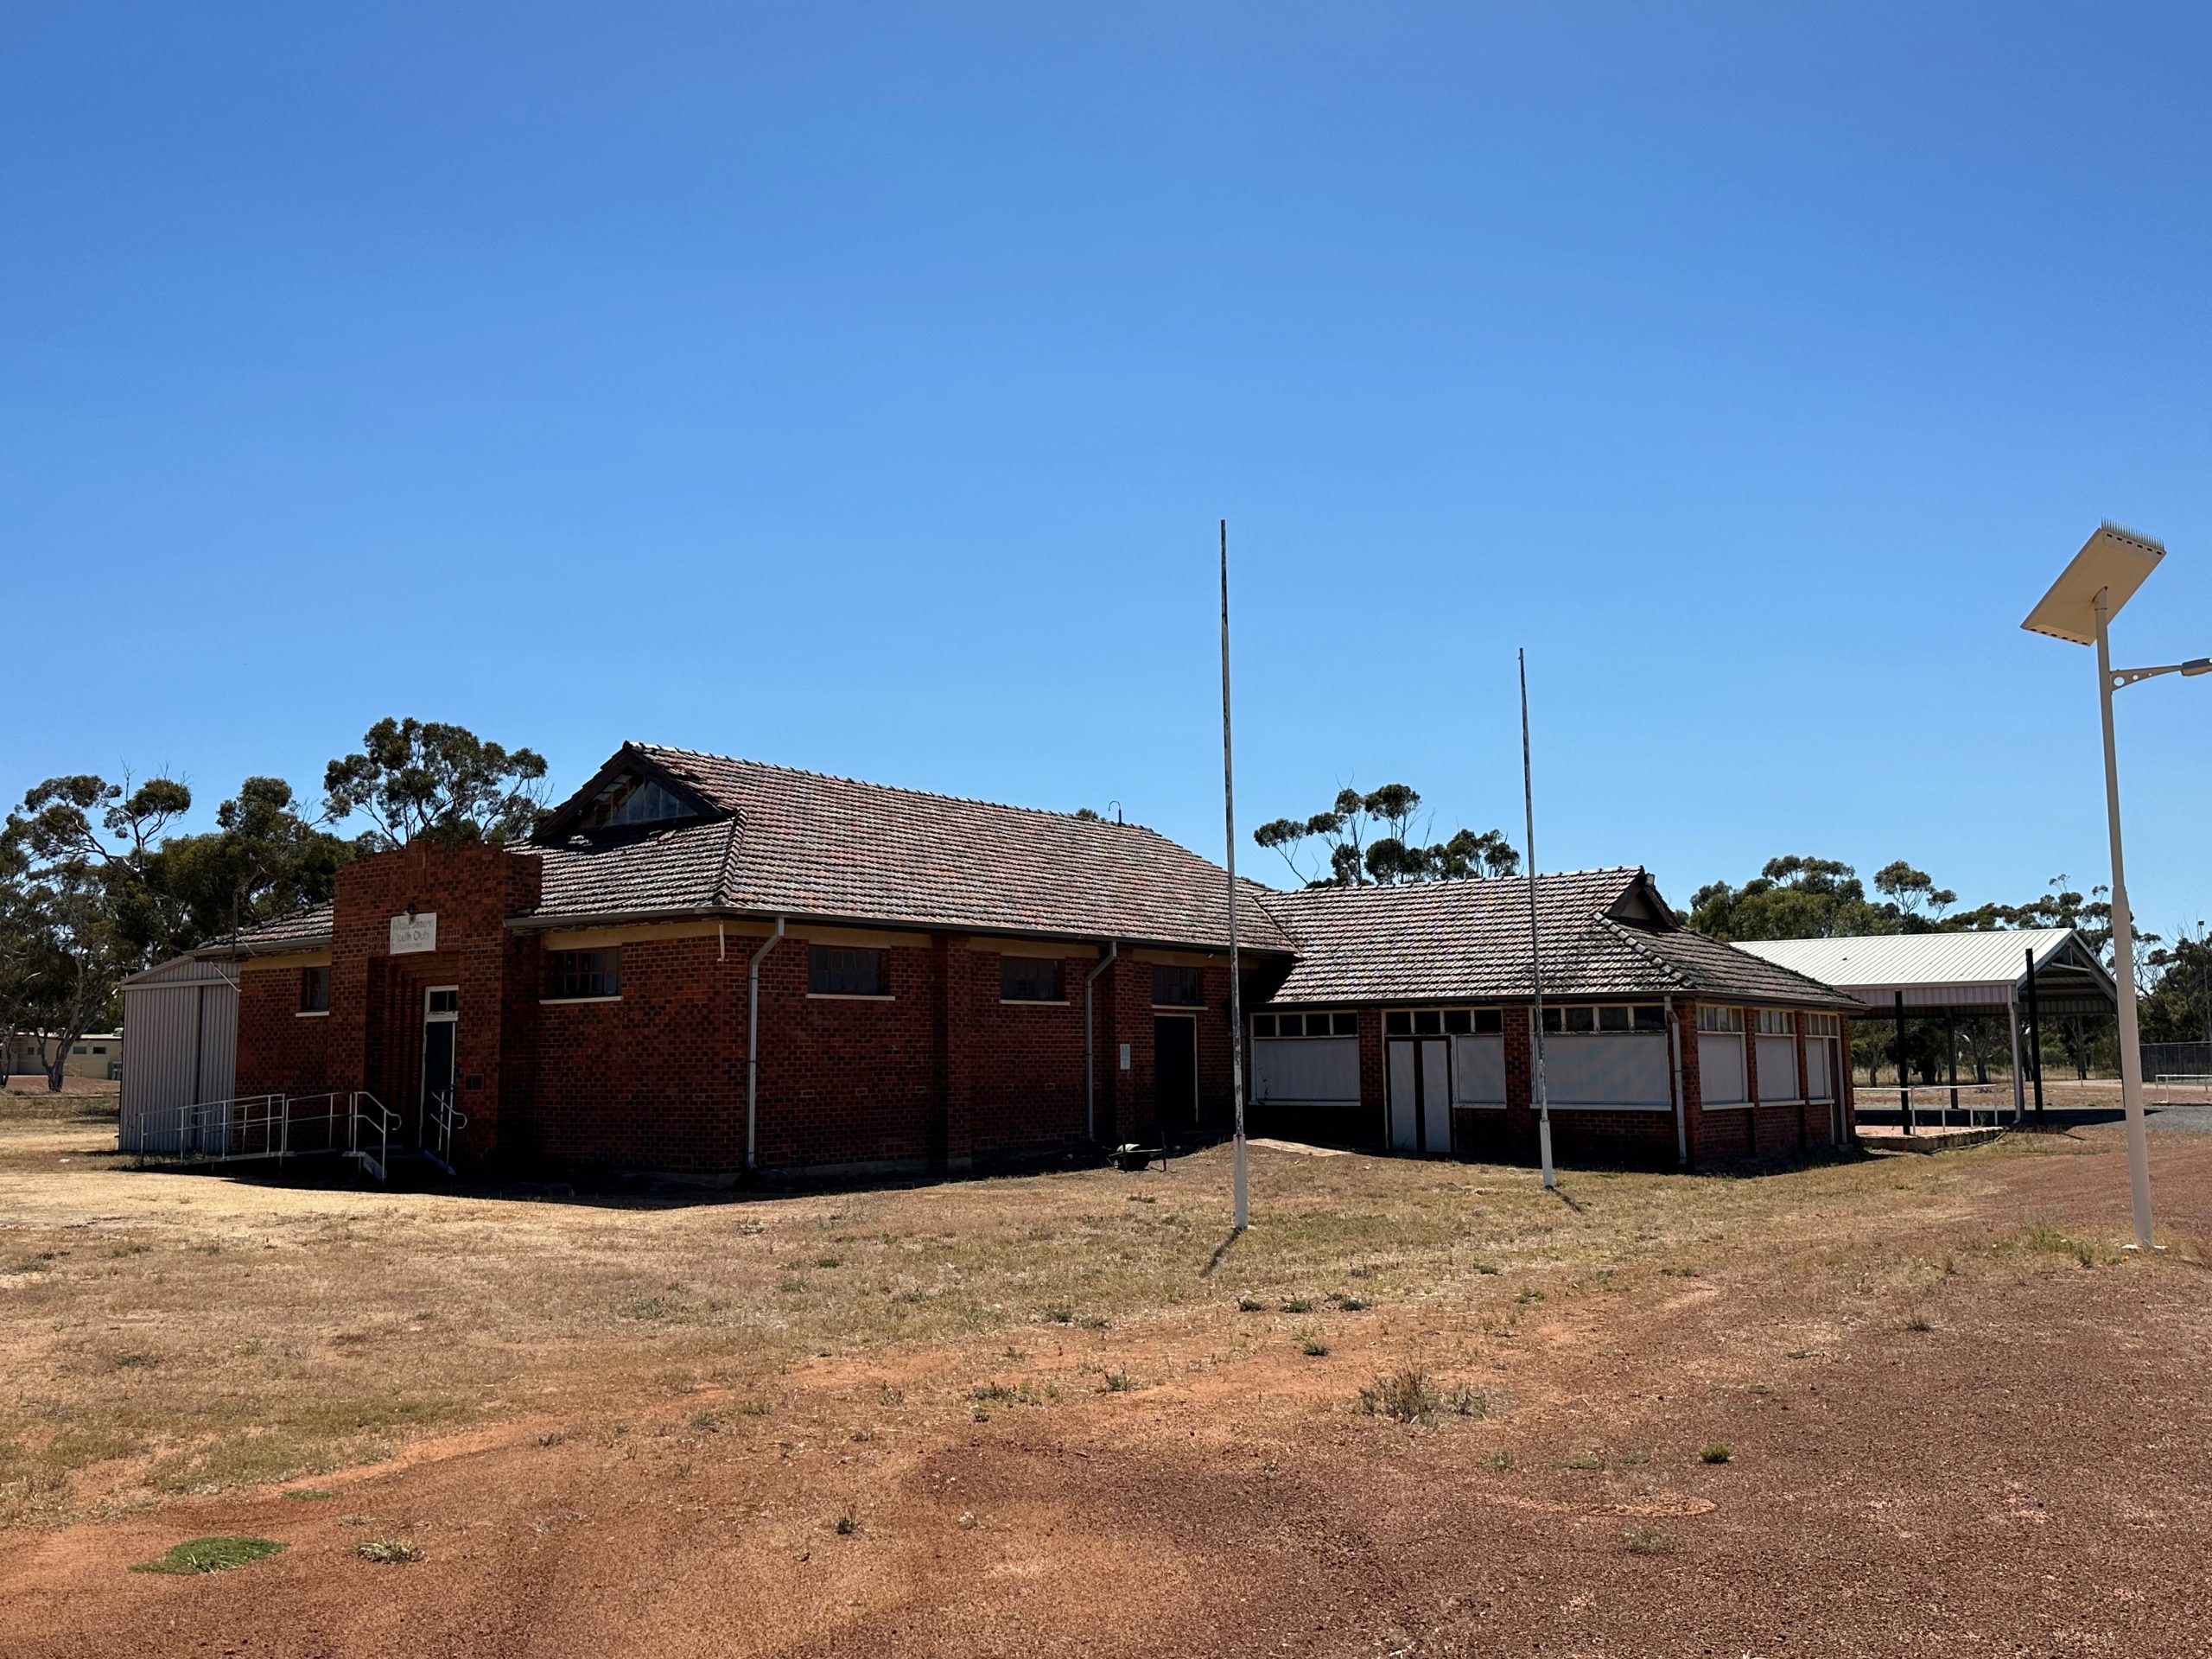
1222,519,1249,1232
1520,649,1555,1191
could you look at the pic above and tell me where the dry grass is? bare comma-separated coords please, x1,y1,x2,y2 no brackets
0,1116,2139,1529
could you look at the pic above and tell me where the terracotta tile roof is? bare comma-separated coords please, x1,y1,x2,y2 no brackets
202,903,334,955
1259,870,1857,1008
531,744,1296,953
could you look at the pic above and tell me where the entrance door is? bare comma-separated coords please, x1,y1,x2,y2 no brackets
1387,1039,1451,1155
1154,1015,1198,1135
420,986,458,1148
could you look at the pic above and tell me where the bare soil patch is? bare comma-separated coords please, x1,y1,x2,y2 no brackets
3,1118,2210,1655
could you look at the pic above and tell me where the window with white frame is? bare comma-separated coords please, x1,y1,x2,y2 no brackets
1803,1011,1841,1099
1250,1010,1359,1105
1385,1007,1506,1036
1697,1005,1749,1105
1253,1011,1357,1037
1754,1008,1799,1102
1536,1002,1671,1107
1543,1004,1668,1034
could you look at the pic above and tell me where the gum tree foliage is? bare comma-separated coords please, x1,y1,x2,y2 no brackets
323,718,550,849
132,779,354,958
1253,785,1518,888
0,771,358,1092
2141,927,2212,1046
3,774,191,1091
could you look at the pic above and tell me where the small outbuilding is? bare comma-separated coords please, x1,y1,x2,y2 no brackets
118,954,242,1153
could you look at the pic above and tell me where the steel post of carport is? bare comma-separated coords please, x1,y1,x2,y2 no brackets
1895,990,1912,1135
2024,946,2046,1123
2008,988,2024,1124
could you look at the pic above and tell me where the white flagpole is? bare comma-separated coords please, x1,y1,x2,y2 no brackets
1521,649,1555,1191
1222,519,1249,1232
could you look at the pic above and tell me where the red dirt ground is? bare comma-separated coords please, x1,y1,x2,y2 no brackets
6,1128,2212,1656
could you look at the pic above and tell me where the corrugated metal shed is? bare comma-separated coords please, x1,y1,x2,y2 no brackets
1732,930,2117,1016
118,954,240,1152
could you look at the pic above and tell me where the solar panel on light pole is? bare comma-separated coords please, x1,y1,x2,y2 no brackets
2023,524,2210,1252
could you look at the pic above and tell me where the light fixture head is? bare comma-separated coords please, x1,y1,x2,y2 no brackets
2023,523,2167,645
2183,658,2211,677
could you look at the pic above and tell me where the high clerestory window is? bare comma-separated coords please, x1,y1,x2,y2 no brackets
577,773,692,830
1001,957,1063,1002
546,949,620,1001
1151,965,1202,1007
809,946,888,997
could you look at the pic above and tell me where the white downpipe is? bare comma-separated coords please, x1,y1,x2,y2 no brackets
2094,591,2156,1249
1665,994,1687,1167
1084,941,1119,1145
746,918,787,1173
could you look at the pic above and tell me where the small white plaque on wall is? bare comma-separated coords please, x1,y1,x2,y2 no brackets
390,912,438,955
1119,1043,1131,1071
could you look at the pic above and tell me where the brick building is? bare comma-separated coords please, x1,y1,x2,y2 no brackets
1246,869,1860,1167
197,742,1854,1178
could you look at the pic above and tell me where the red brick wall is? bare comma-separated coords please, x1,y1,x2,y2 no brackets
228,837,1862,1178
321,842,542,1166
234,969,331,1100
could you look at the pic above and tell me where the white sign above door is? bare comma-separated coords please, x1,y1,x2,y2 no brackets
390,912,438,955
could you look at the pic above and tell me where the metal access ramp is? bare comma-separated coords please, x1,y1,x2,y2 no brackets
125,1090,455,1185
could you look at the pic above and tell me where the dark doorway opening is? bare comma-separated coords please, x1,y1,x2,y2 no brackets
1154,1015,1198,1135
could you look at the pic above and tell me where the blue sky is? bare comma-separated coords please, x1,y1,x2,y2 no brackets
5,3,2209,936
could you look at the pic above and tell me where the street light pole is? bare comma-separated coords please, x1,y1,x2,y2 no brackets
2024,523,2209,1253
2092,588,2156,1249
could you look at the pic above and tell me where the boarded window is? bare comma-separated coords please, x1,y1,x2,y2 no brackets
809,946,887,997
1805,1039,1833,1101
547,950,620,1000
1756,1033,1799,1101
299,966,329,1014
1700,1029,1748,1104
1542,1033,1672,1106
1000,957,1062,1001
1452,1033,1507,1105
1251,1036,1360,1104
1151,965,1202,1007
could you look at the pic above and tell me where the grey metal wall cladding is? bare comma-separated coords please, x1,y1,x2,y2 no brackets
1251,1036,1361,1104
1545,1032,1671,1106
119,968,238,1153
1452,1033,1506,1104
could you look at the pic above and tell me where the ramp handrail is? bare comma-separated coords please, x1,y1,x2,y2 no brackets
426,1089,468,1173
349,1090,400,1182
128,1094,288,1161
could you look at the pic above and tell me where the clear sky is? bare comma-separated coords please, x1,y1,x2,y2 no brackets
6,3,2209,936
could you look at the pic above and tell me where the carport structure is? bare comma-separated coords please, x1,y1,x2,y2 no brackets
1733,929,2119,1128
